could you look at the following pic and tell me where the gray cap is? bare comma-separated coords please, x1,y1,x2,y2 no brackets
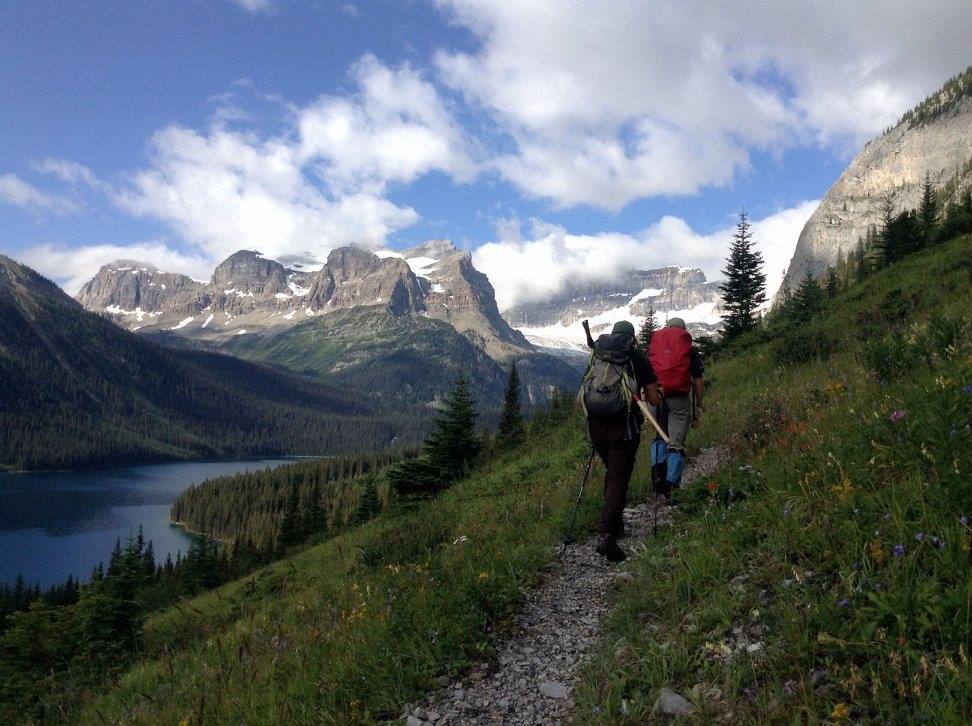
612,320,636,336
667,317,686,329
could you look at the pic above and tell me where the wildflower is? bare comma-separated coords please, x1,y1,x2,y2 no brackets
963,385,972,396
868,541,886,564
960,516,968,526
889,410,906,423
893,544,905,558
915,532,924,542
838,598,850,608
831,702,850,721
707,481,718,493
477,571,489,581
783,505,791,518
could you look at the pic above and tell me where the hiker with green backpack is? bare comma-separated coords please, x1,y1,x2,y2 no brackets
579,320,661,562
646,317,705,499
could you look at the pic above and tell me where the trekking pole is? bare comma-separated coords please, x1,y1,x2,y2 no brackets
563,446,597,551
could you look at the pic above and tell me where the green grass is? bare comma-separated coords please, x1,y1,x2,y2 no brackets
77,411,654,724
574,235,972,723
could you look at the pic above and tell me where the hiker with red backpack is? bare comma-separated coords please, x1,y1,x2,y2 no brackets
647,317,705,498
579,320,661,562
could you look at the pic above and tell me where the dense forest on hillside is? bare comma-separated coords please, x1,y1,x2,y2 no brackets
171,452,399,551
0,256,429,470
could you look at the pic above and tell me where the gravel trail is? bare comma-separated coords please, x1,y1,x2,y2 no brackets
401,446,724,726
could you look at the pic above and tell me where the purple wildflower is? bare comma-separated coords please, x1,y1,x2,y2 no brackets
915,532,924,542
893,544,905,558
783,505,791,518
838,598,850,608
889,410,906,423
963,385,972,396
961,515,968,527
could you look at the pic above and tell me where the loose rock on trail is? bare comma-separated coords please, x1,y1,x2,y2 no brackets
401,447,723,725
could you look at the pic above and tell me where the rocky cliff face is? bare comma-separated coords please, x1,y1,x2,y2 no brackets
76,243,531,359
783,83,972,290
505,266,723,351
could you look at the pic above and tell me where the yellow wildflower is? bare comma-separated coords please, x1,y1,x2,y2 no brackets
478,571,489,581
830,702,850,721
868,540,886,565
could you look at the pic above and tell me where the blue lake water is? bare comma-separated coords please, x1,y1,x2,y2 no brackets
0,459,295,588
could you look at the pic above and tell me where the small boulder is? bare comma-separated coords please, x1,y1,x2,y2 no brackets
538,681,568,699
654,688,695,717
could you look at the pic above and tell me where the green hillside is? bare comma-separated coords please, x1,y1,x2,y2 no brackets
224,306,581,416
3,236,968,722
575,235,972,722
0,255,417,470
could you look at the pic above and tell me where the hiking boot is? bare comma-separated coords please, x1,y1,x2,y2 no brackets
596,536,627,563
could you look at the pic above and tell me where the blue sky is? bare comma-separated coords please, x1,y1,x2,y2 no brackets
1,0,969,306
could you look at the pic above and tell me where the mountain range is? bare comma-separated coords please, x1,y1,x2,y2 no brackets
0,253,403,470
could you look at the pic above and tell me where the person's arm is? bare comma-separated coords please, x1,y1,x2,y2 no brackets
690,347,705,406
692,377,704,407
631,349,661,405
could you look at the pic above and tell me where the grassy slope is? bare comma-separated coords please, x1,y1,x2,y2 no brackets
575,236,972,722
78,413,652,724
73,237,969,723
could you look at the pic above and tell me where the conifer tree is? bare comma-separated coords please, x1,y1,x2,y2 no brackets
497,362,524,448
917,172,939,246
718,210,767,341
792,270,824,321
637,305,656,350
825,266,839,299
426,373,480,479
876,192,897,267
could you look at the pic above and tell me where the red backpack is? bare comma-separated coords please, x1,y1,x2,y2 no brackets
649,327,693,394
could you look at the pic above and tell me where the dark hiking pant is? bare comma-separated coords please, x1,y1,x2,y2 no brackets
591,436,640,541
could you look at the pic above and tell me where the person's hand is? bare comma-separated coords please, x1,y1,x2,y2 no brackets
645,383,662,406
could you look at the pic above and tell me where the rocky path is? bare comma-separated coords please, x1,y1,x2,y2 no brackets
401,447,723,726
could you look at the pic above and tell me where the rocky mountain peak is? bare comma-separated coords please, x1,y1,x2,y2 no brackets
782,71,972,289
210,250,288,295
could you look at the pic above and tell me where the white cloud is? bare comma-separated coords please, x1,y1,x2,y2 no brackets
436,0,972,209
473,201,818,311
227,0,274,14
297,54,476,191
114,124,419,263
17,242,213,296
0,173,78,214
32,158,99,187
110,56,476,266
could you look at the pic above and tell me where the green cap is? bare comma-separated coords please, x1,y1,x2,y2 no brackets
612,320,636,336
667,317,686,329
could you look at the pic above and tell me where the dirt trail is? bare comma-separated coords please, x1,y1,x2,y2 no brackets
401,447,723,726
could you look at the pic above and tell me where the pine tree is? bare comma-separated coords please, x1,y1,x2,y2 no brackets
876,192,897,267
275,483,303,553
637,305,656,350
917,172,939,246
718,210,767,342
496,362,524,448
425,373,480,479
825,266,839,299
792,270,824,321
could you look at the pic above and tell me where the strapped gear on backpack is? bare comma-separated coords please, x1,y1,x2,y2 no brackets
578,333,638,422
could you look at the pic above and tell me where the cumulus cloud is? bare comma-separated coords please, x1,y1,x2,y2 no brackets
0,172,78,214
17,241,214,296
473,200,818,312
109,56,478,269
436,0,972,208
297,54,476,191
32,158,99,187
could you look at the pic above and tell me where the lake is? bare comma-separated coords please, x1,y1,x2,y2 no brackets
0,458,295,588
